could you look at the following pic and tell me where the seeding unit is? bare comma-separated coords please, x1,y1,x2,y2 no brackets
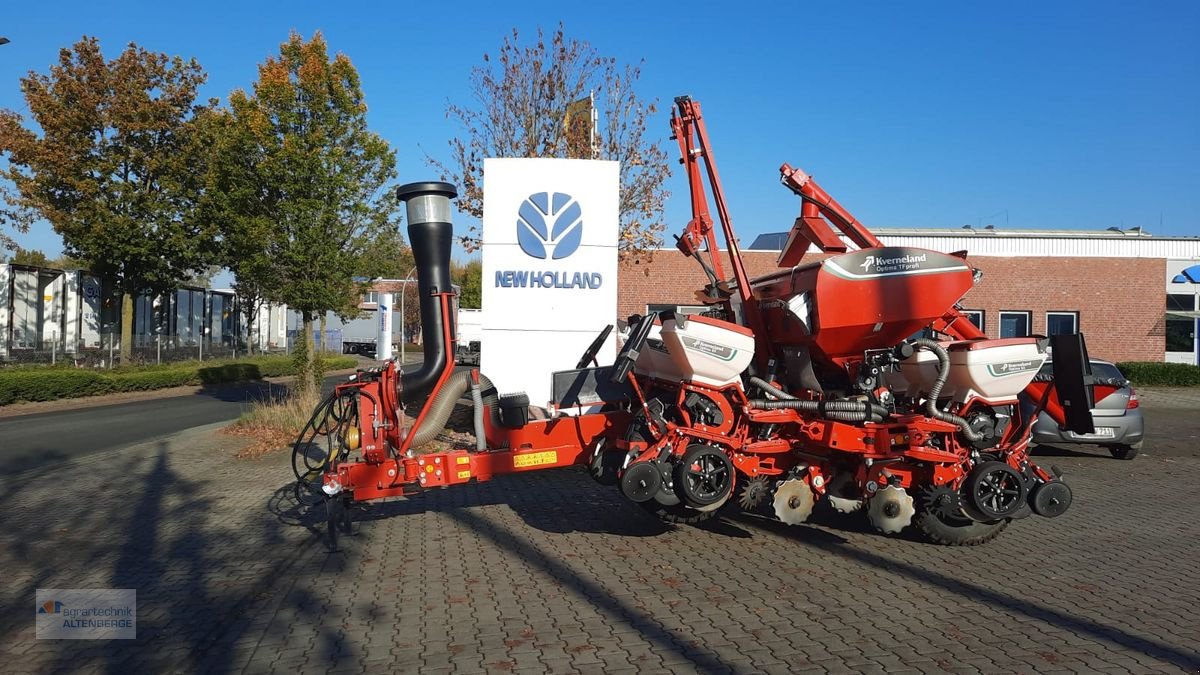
295,96,1114,547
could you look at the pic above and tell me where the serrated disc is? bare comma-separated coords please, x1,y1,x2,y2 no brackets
772,478,815,525
737,476,770,511
867,485,916,534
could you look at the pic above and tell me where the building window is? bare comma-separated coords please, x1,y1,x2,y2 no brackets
999,311,1031,338
961,310,984,331
362,291,379,305
1167,294,1196,312
1046,311,1078,335
1166,318,1195,352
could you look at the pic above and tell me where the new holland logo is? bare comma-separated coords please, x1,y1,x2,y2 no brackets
516,192,583,260
497,190,603,290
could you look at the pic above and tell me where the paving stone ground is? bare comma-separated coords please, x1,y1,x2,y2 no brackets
1,390,1198,674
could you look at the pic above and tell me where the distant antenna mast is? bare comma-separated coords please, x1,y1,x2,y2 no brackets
589,90,597,159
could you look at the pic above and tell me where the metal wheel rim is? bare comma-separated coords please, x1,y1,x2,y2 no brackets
683,454,730,501
974,469,1022,516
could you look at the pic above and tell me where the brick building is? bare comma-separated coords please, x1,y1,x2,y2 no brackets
616,228,1200,364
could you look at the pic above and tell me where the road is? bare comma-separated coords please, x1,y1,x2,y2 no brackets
0,377,341,472
0,354,453,473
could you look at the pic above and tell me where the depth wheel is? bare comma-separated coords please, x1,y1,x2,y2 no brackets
639,497,728,525
914,511,1009,546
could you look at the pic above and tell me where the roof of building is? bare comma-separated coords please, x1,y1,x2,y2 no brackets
743,226,1200,259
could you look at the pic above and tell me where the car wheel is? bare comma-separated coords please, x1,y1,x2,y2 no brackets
1109,443,1140,460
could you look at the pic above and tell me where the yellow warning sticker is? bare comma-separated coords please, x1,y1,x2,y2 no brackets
456,456,470,465
457,470,471,480
513,450,558,468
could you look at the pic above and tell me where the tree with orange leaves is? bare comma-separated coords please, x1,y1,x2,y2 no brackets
202,32,398,390
0,37,216,362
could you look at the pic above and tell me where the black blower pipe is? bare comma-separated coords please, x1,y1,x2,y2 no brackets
395,181,457,403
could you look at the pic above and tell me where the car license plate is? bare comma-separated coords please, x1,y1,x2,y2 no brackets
1071,427,1115,439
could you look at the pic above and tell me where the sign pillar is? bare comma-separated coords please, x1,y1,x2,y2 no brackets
378,293,393,361
481,158,619,408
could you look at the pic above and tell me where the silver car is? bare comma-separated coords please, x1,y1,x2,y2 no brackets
1029,359,1144,460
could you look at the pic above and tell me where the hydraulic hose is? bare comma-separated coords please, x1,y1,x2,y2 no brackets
470,377,486,451
748,397,888,423
749,376,888,421
910,338,983,442
749,376,795,400
404,371,500,449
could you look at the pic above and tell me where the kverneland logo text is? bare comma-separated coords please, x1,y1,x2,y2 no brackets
860,253,928,272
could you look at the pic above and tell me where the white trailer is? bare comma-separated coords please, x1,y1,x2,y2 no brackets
252,303,289,351
456,307,482,366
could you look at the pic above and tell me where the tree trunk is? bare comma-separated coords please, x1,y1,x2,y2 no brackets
319,315,327,355
120,292,135,364
299,312,316,395
247,299,263,355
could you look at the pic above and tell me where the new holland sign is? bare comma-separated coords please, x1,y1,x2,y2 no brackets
481,159,619,408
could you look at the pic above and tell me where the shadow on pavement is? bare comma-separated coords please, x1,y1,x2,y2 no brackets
278,465,1199,673
8,434,1196,673
192,378,292,404
273,468,674,539
1,441,332,674
736,509,1200,671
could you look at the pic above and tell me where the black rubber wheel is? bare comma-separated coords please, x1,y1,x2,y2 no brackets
964,461,1028,520
914,510,1010,546
639,498,726,525
673,445,734,508
1108,443,1139,460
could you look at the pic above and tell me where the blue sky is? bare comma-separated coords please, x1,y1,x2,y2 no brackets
2,0,1198,269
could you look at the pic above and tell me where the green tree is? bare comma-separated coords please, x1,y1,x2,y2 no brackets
204,32,398,391
0,37,216,361
428,24,671,258
9,248,49,267
452,259,482,309
49,254,86,271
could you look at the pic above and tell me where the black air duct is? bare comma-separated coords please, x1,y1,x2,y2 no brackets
395,181,457,403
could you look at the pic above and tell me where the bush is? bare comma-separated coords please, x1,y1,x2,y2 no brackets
227,388,324,459
1116,361,1200,387
0,368,110,404
0,355,358,406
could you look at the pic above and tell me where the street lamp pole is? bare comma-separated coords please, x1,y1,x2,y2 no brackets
398,267,416,365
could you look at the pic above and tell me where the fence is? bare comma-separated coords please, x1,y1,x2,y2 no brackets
0,332,282,368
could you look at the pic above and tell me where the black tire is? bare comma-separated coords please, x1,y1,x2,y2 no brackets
914,510,1009,546
1108,443,1139,460
639,499,725,525
673,445,734,508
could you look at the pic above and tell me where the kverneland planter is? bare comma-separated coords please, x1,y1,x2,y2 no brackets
296,96,1112,547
